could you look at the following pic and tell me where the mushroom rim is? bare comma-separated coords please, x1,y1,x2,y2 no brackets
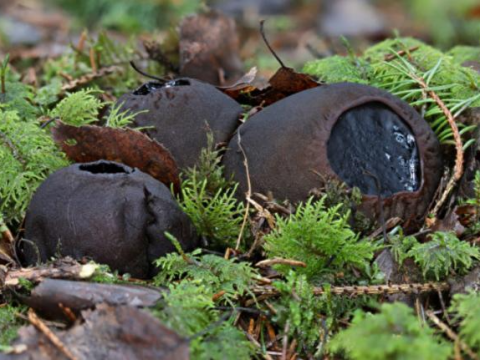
322,95,428,199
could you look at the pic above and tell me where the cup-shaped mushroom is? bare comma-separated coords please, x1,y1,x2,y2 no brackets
223,83,443,223
20,160,198,279
116,78,242,170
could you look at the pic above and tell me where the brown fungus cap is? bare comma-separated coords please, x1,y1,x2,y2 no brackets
222,82,443,224
20,161,198,279
117,78,243,170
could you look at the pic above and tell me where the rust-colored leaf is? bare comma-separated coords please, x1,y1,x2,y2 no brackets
179,10,244,86
218,21,320,106
51,121,180,192
254,67,320,105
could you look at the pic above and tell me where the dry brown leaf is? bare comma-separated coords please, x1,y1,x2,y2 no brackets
51,121,180,192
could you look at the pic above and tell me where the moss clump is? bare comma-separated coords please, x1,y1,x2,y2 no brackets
447,46,480,65
330,303,452,360
0,109,69,223
303,37,480,145
264,197,377,282
302,55,370,85
0,305,26,351
304,38,480,103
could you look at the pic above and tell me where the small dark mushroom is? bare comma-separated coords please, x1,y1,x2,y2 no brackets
20,160,198,279
117,77,243,170
223,83,443,223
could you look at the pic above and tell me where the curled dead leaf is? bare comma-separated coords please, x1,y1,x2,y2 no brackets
51,121,180,192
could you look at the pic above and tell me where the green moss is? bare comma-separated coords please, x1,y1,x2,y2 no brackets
302,55,370,84
330,303,452,360
50,88,103,126
447,46,480,65
0,109,69,223
264,197,377,281
154,249,258,304
303,37,480,145
451,293,480,351
0,305,26,350
152,281,255,360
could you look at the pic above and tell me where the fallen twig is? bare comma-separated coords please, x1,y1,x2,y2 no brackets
236,132,252,250
2,259,97,288
61,65,122,93
411,74,464,223
251,282,450,298
314,282,450,296
256,258,306,268
384,46,420,61
427,310,478,360
28,308,78,360
282,321,290,360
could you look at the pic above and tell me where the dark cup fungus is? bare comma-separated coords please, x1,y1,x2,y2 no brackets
223,83,443,223
116,78,243,170
20,160,198,279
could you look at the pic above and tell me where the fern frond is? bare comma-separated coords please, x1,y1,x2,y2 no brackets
265,197,377,281
408,232,480,280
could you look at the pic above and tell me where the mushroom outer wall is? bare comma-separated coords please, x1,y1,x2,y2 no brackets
20,161,199,279
117,78,243,170
222,82,443,223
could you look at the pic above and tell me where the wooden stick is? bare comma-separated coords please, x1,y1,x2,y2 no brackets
426,311,478,360
411,74,464,222
236,132,252,250
3,261,97,288
256,258,306,268
252,282,450,297
28,308,78,360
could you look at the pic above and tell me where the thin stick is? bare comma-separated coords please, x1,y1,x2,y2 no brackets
61,65,121,93
236,132,252,250
28,309,78,360
252,282,450,298
314,282,450,296
281,322,290,360
260,20,286,68
89,48,97,73
129,61,166,83
76,30,87,53
426,311,478,360
384,46,420,61
412,74,464,221
3,260,97,288
256,258,306,268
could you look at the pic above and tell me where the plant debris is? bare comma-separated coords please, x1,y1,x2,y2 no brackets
2,304,189,360
3,1,480,359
